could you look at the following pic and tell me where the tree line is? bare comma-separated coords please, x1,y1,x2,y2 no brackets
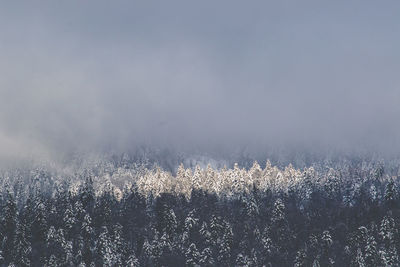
0,159,400,266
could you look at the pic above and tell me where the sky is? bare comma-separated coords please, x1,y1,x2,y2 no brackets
1,1,400,162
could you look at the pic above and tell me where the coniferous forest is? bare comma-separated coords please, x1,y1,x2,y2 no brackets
2,1,400,266
1,156,400,266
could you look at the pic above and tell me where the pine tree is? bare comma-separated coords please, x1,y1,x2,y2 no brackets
294,249,307,267
81,213,95,265
140,239,153,265
120,185,148,246
183,209,199,245
380,214,396,247
46,227,70,266
31,198,48,265
185,243,200,267
164,208,178,238
94,190,113,229
312,258,321,267
45,254,58,267
364,235,379,267
270,198,290,262
271,198,286,228
217,221,233,266
95,226,115,266
306,234,319,266
157,232,173,265
1,191,17,264
320,230,334,266
235,253,251,266
200,221,213,247
80,176,95,213
64,240,74,266
200,247,214,266
63,200,76,239
126,253,140,267
260,227,274,265
384,180,396,208
385,244,399,266
246,194,259,219
112,223,125,266
13,220,31,267
192,165,203,189
353,248,366,267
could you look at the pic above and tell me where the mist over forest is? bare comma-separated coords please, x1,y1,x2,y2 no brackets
1,1,400,166
1,1,400,266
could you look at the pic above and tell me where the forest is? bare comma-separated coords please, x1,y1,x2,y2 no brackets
0,155,400,266
1,1,399,266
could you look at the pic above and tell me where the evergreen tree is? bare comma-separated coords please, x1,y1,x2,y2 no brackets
294,248,307,267
384,180,396,208
112,223,125,266
182,209,199,246
31,198,48,265
380,214,396,248
1,191,17,264
126,252,140,267
63,200,77,239
164,208,178,238
200,221,212,247
217,221,233,266
185,243,200,267
81,213,95,266
13,220,31,267
95,226,115,266
235,253,251,266
364,235,379,266
353,248,366,267
320,230,334,266
80,176,95,213
200,247,214,266
270,198,290,263
385,244,399,266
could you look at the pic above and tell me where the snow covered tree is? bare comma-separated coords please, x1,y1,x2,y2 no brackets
217,221,233,266
353,248,366,267
81,213,95,265
63,201,77,240
111,223,125,266
270,197,291,261
200,221,213,247
13,220,31,267
235,253,251,266
384,179,396,208
31,199,48,265
185,243,200,267
45,227,71,266
163,207,177,238
80,176,95,213
364,235,379,266
384,245,399,266
200,247,214,266
95,226,115,266
126,252,140,267
182,209,199,245
294,248,307,267
1,191,18,264
319,230,334,266
380,214,396,247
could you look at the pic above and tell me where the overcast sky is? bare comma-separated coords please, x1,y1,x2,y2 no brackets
1,1,400,161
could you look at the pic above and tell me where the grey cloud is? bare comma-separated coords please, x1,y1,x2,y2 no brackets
1,0,400,161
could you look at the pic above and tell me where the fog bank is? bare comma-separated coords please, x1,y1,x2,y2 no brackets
1,1,400,162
